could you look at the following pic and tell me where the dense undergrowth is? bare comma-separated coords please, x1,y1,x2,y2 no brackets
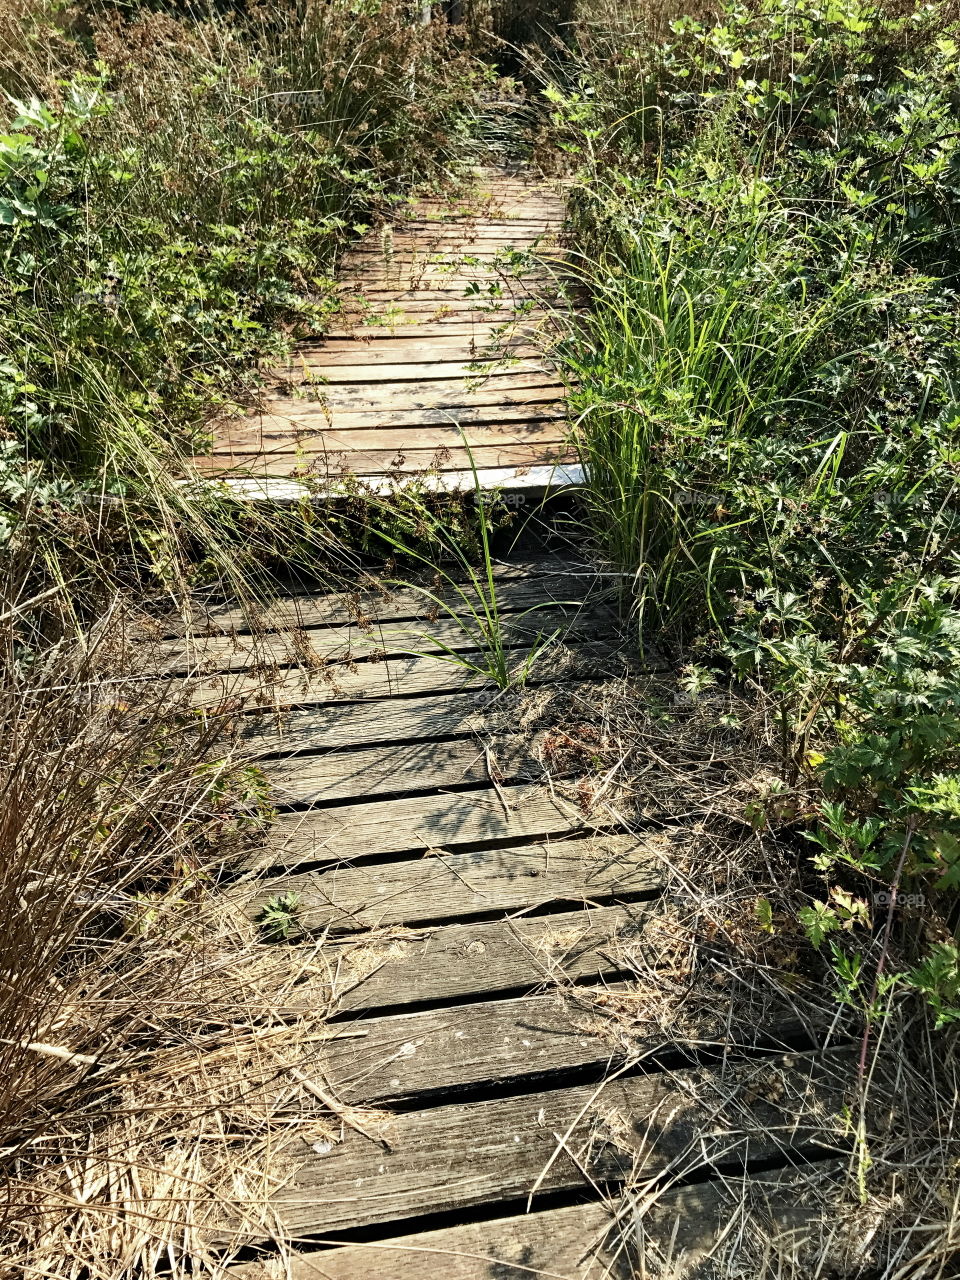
0,0,491,619
549,0,960,1032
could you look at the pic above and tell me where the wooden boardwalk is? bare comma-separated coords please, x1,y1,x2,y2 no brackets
161,559,850,1277
198,167,581,497
177,170,848,1274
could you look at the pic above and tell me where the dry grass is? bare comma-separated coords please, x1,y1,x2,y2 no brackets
0,600,363,1277
491,657,960,1278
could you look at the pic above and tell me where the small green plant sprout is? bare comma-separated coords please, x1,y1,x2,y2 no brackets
258,891,303,943
798,887,870,949
805,802,886,876
677,663,716,703
754,896,775,935
908,942,960,1028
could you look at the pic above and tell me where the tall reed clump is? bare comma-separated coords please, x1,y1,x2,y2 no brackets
548,0,960,1029
0,0,491,621
0,592,353,1276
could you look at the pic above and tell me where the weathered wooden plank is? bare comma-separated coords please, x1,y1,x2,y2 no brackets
167,560,593,635
344,244,559,259
258,733,541,805
321,321,557,340
210,567,590,634
278,378,566,410
186,652,478,709
213,408,566,448
304,339,542,361
286,359,550,384
232,1163,841,1279
156,604,602,675
342,275,555,293
241,691,485,756
322,984,826,1106
184,641,610,710
241,830,666,931
200,442,576,479
257,384,565,418
394,219,561,231
248,1048,849,1235
338,289,561,304
323,986,633,1102
339,302,558,319
320,901,654,1013
235,784,581,869
204,422,566,461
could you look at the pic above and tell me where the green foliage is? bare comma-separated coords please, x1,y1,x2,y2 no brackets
552,0,960,1021
0,0,489,615
258,891,303,943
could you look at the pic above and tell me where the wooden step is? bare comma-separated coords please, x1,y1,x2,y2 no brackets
184,640,612,710
234,784,583,870
297,901,655,1014
231,1161,840,1279
240,830,669,931
156,603,605,675
200,442,577,478
172,559,596,636
235,1046,849,1236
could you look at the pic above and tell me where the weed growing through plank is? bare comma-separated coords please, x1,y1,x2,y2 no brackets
333,442,582,691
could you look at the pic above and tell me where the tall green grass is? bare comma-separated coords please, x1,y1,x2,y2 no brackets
561,196,923,635
549,0,960,1025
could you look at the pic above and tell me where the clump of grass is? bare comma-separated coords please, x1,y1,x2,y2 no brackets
545,0,960,1026
329,444,578,690
0,598,353,1274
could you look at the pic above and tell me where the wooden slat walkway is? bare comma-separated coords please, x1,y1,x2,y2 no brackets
164,557,850,1274
174,165,846,1274
196,167,581,496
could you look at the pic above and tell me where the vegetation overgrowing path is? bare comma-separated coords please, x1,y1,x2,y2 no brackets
175,171,850,1276
199,166,581,496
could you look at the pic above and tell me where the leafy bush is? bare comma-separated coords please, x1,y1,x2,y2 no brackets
0,0,489,613
551,0,960,1019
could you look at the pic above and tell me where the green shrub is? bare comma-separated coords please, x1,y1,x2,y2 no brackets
551,0,960,1019
0,0,490,614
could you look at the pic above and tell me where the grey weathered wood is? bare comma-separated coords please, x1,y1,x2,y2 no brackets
208,417,566,456
241,690,487,757
321,321,557,340
311,901,653,1013
295,358,550,384
164,560,595,636
252,733,540,806
323,986,634,1103
255,384,565,419
184,641,611,710
202,442,576,478
232,1163,842,1279
253,403,567,430
240,830,667,930
301,340,542,363
281,376,566,410
156,605,606,676
321,986,821,1105
246,1048,849,1235
235,784,582,869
